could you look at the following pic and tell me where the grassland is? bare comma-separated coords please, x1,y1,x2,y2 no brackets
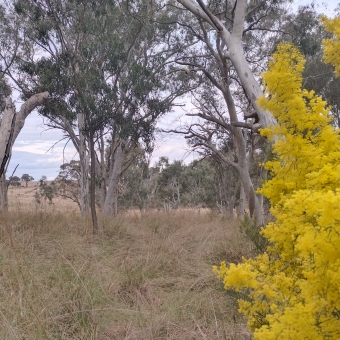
0,184,253,339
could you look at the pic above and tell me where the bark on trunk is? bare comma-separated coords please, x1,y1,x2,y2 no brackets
102,142,126,216
224,82,264,225
238,167,264,225
89,122,98,234
238,184,246,219
98,130,107,210
227,41,277,129
0,173,8,213
177,0,276,129
0,93,49,178
77,113,90,216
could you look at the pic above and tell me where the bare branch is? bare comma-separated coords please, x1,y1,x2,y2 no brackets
196,0,224,31
232,121,259,133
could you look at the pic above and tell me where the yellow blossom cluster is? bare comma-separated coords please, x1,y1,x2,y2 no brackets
213,43,340,339
321,16,340,76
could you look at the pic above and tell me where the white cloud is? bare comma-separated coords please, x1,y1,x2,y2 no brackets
13,144,51,155
8,112,77,179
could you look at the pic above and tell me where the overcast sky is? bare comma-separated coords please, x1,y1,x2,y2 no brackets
6,0,339,180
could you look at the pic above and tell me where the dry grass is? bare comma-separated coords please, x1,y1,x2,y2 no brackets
0,205,253,339
7,181,79,212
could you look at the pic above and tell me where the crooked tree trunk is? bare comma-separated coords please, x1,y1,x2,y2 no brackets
0,93,49,211
226,41,277,130
177,0,276,130
0,93,49,178
102,141,126,216
224,81,264,225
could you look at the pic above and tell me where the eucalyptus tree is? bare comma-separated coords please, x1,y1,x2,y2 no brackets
118,151,160,213
0,3,49,212
157,159,184,210
119,156,238,212
0,73,11,112
12,0,196,229
172,0,294,131
164,0,290,223
53,160,82,209
21,173,34,187
284,5,340,128
180,159,216,211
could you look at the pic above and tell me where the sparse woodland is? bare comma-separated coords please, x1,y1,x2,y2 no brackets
1,1,340,339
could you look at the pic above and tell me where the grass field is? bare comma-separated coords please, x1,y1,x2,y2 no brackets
7,181,79,212
1,184,253,339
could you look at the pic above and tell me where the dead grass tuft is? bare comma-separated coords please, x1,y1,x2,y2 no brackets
0,209,253,339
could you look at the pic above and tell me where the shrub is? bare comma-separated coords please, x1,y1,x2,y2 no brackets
214,43,340,339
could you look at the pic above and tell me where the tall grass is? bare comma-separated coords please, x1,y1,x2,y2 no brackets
0,210,252,339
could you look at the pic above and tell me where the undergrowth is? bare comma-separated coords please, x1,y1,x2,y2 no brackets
0,210,252,339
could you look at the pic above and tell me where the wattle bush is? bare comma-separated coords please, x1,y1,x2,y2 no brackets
214,42,340,339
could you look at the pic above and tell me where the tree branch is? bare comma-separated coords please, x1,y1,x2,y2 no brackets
232,0,247,39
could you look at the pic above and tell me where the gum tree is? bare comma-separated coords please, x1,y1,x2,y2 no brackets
174,0,284,130
13,0,196,230
21,173,34,187
0,3,49,211
166,0,290,223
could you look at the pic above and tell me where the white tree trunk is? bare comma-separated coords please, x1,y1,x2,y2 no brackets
98,131,107,210
102,141,126,216
77,113,90,216
225,81,264,225
0,93,49,178
238,184,246,219
176,0,276,129
228,42,276,129
238,167,264,225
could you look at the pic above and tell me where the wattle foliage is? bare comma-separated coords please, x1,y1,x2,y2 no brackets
214,43,340,339
321,16,340,76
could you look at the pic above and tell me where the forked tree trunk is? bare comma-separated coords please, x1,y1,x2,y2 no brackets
224,83,264,225
0,93,49,179
0,93,49,212
176,0,276,130
174,2,267,225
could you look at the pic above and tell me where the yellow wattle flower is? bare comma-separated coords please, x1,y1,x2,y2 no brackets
214,41,340,339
